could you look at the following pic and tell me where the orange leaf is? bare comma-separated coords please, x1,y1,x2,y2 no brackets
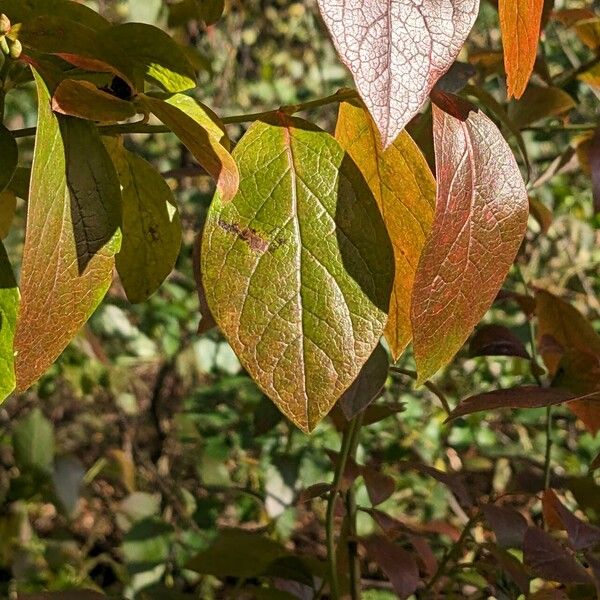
499,0,544,99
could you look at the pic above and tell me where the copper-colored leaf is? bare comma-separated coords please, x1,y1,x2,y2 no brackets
52,79,137,122
499,0,544,99
482,504,528,549
335,99,435,359
523,526,593,585
15,72,121,391
543,489,600,551
362,536,420,599
447,386,583,421
363,466,395,506
469,324,530,359
411,94,528,383
317,0,480,147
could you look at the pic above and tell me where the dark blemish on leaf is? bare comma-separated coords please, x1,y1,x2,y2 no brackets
217,219,271,253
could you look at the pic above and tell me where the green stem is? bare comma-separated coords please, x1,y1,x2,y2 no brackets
544,405,553,490
326,415,361,600
10,88,359,139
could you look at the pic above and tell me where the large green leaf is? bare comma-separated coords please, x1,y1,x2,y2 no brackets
0,242,18,403
0,0,109,30
102,23,196,92
201,115,393,432
105,137,182,303
12,408,54,475
335,98,435,360
0,125,17,194
14,71,121,391
137,93,238,202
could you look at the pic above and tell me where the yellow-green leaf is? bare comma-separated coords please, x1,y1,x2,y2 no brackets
201,115,394,432
52,79,138,122
14,71,121,391
335,99,435,359
137,93,238,202
105,137,182,304
0,242,18,403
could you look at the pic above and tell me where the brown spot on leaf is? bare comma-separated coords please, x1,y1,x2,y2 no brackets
217,219,270,253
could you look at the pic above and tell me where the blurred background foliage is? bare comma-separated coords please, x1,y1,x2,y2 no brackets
0,0,599,598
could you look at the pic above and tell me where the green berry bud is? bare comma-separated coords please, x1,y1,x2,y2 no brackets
8,38,21,59
0,14,10,36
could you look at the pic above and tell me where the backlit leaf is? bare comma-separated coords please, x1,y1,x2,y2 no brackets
335,99,435,358
201,115,393,432
14,72,121,391
411,94,528,384
101,23,196,92
508,85,576,129
137,93,238,203
523,526,593,585
0,124,17,194
317,0,480,147
339,343,389,420
447,386,584,421
499,0,544,99
52,79,137,122
104,138,182,304
362,536,420,599
0,243,18,403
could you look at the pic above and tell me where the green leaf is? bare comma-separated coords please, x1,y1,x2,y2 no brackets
201,115,393,432
101,23,196,92
104,137,182,303
14,71,121,392
12,408,54,474
197,0,225,25
52,79,138,122
0,242,18,403
0,0,110,30
137,93,238,203
168,0,225,27
0,124,17,194
335,98,435,359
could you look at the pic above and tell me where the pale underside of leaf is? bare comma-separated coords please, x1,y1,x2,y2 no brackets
411,96,528,383
335,99,435,359
317,0,480,147
202,115,393,432
14,72,121,391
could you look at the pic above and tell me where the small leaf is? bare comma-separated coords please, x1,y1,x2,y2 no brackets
0,124,17,194
481,504,528,549
529,197,553,232
399,461,472,506
543,489,600,551
553,9,600,49
317,0,480,147
52,455,85,515
339,343,389,420
104,137,182,303
101,23,196,92
411,93,528,383
201,115,393,432
12,408,54,474
14,71,121,391
469,324,530,359
52,79,137,122
523,526,593,585
335,99,435,359
0,243,18,403
137,93,238,203
362,535,420,599
499,0,544,99
508,85,576,129
363,466,395,506
447,386,581,421
197,0,225,25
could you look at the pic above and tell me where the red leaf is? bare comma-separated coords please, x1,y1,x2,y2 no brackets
481,504,528,549
447,386,581,421
469,324,530,359
523,527,593,585
363,466,395,506
362,536,420,599
411,93,528,383
317,0,480,147
542,489,600,551
499,0,544,99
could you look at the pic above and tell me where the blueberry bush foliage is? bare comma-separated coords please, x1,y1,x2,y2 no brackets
0,0,599,598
